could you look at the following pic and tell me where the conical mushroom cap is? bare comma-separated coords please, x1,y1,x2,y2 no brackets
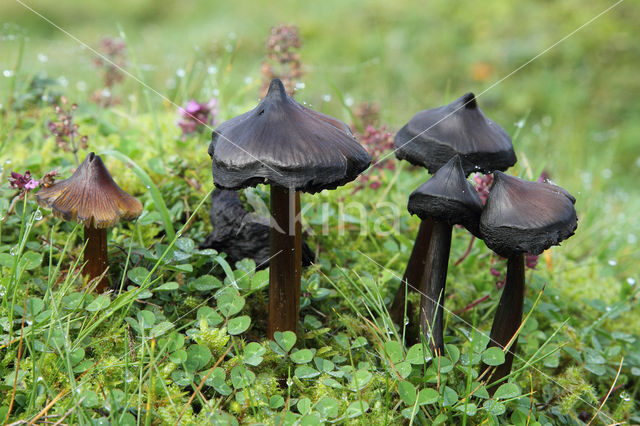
480,171,577,257
208,78,371,194
36,152,143,228
395,93,516,175
408,155,483,235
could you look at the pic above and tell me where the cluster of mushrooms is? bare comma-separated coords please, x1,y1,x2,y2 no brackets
35,78,577,389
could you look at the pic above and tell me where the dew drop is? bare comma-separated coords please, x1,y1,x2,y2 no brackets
34,209,43,220
38,53,48,62
207,65,218,75
10,247,16,256
2,70,14,78
627,277,636,286
244,76,253,85
323,94,331,102
608,259,617,266
286,377,293,387
176,68,186,78
145,185,151,189
404,317,410,326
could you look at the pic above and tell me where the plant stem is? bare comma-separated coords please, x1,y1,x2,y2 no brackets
390,217,434,326
268,186,301,337
84,225,109,292
419,220,451,355
485,254,525,391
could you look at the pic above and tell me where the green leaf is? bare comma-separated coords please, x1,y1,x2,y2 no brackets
156,282,179,291
251,269,269,290
416,388,439,405
398,381,416,405
345,401,369,418
79,390,100,408
384,341,404,364
494,383,520,399
406,344,428,365
269,395,285,409
395,361,412,379
443,386,458,406
349,369,372,391
137,310,155,329
210,368,232,395
170,349,187,364
314,357,334,372
456,403,477,416
481,347,506,366
290,349,314,364
217,294,245,317
315,397,339,419
184,345,211,373
243,342,266,366
69,348,85,366
150,321,174,338
230,366,255,389
175,237,195,253
190,275,222,292
297,397,311,415
227,315,251,335
0,253,13,268
86,295,110,312
483,399,506,415
20,251,42,270
127,267,149,286
295,366,320,379
322,377,342,388
197,307,223,327
274,331,297,353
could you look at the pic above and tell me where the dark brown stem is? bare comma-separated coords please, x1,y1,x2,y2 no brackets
268,186,301,338
84,225,109,292
419,220,452,355
485,254,525,393
390,217,434,326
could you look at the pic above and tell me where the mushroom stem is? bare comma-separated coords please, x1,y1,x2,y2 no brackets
485,254,525,391
419,220,452,355
390,217,434,326
268,185,302,338
84,225,109,292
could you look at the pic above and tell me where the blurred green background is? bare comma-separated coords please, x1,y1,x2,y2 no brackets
2,0,639,271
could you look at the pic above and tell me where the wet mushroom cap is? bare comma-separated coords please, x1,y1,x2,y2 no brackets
408,155,483,235
395,93,516,175
208,78,371,194
479,171,577,257
36,152,143,228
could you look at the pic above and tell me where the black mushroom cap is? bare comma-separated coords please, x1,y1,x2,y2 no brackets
208,78,371,194
408,155,483,235
479,171,578,257
394,92,516,175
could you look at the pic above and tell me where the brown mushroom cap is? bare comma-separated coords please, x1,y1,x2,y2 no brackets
36,152,143,228
479,171,577,257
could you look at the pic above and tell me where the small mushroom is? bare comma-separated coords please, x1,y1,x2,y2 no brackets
200,189,315,268
407,155,483,353
480,171,577,388
209,78,371,337
390,93,516,326
36,152,142,292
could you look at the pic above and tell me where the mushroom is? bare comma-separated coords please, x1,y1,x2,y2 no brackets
407,155,483,353
479,171,577,387
390,92,516,326
36,152,142,292
200,188,315,268
208,78,371,337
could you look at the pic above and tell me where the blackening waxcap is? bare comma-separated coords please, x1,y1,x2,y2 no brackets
36,152,143,228
479,171,577,257
208,78,371,193
408,155,483,235
395,92,516,175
